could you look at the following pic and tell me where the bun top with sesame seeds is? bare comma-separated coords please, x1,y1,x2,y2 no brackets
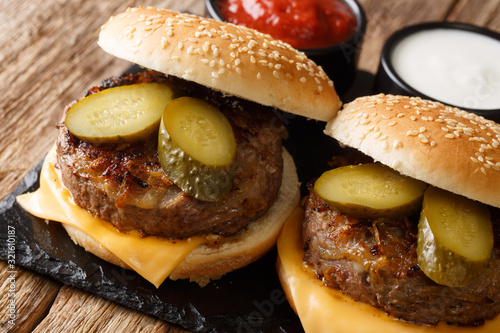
98,7,341,122
325,94,500,208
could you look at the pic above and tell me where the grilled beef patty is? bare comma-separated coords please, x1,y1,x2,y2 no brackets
303,184,500,326
57,70,284,239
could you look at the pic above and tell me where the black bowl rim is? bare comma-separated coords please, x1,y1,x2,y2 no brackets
205,0,367,55
380,21,500,115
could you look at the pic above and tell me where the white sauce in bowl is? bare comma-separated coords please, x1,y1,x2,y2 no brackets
391,28,500,110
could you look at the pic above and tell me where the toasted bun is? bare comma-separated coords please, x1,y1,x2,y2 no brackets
63,148,300,286
325,94,500,208
98,7,341,121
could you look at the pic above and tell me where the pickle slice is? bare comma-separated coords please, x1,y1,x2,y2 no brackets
417,186,493,287
65,83,173,143
314,163,427,218
158,97,237,202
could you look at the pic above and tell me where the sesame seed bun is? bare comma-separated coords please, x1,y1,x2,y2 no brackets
325,94,500,208
98,7,341,121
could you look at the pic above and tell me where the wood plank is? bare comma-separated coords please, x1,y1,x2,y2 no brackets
356,0,457,73
0,261,61,332
32,285,188,333
448,0,500,31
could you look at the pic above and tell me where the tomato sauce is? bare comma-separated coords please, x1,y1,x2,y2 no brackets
218,0,357,49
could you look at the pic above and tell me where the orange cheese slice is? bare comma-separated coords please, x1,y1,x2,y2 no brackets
277,208,500,333
16,146,205,287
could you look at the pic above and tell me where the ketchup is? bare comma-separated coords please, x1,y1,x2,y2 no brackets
218,0,357,49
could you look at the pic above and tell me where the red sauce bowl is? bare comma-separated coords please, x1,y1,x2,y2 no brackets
206,0,367,95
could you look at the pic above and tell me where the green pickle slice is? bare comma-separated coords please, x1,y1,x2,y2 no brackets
314,163,427,218
158,97,237,202
65,83,174,143
417,186,493,287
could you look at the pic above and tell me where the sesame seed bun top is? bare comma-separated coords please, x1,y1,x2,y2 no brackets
325,94,500,208
98,7,341,121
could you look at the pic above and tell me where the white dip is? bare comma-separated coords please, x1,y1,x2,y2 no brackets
391,28,500,110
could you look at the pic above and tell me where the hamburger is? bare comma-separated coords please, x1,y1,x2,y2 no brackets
277,94,500,331
16,7,341,287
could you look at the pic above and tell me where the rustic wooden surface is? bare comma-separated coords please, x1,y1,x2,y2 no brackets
1,0,499,332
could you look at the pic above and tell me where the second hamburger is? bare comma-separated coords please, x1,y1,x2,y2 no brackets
278,94,500,331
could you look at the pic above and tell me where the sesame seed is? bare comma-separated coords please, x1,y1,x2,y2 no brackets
201,58,209,64
211,71,219,78
236,67,242,75
256,72,261,79
273,70,279,79
445,134,455,139
161,37,168,49
178,42,184,50
392,160,402,168
250,55,256,63
407,130,419,136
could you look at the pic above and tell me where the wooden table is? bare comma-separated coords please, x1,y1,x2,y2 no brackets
1,0,499,332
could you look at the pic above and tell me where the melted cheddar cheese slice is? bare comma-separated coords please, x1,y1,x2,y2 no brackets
16,146,205,288
277,208,500,333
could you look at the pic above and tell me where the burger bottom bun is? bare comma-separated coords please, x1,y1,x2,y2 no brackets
63,148,300,287
276,208,500,333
